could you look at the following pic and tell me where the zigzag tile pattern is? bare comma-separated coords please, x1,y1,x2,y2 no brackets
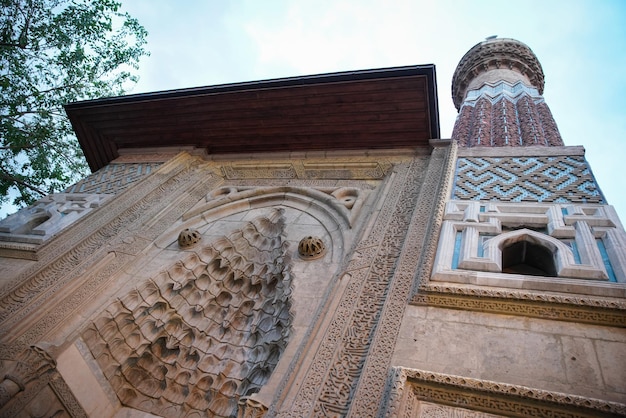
453,156,604,203
83,209,293,418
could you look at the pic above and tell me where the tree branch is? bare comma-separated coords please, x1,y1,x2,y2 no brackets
0,167,46,196
0,145,36,151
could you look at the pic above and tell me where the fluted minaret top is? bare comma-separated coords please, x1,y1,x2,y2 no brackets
452,38,544,110
451,38,563,147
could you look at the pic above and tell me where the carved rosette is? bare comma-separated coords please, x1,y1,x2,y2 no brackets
83,209,293,418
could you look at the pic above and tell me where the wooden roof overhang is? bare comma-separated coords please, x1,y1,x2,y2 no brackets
65,65,440,172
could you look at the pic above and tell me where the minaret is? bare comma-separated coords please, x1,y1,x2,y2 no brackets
451,38,563,147
434,37,626,288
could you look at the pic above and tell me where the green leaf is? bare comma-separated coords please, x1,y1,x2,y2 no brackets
0,0,149,212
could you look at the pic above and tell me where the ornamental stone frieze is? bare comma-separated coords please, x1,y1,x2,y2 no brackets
64,162,164,194
83,209,293,418
181,185,368,229
0,346,86,417
219,159,393,180
383,368,626,418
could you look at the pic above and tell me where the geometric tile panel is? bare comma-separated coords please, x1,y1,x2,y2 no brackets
453,156,605,203
64,163,163,195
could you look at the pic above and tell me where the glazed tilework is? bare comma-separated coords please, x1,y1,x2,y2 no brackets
453,156,604,203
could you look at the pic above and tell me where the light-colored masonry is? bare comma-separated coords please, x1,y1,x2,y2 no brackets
0,38,625,418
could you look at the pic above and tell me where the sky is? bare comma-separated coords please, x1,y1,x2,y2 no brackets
3,0,626,222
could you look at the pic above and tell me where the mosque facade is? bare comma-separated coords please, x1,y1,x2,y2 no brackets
0,38,624,417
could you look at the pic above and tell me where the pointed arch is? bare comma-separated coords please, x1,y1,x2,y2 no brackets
484,228,575,276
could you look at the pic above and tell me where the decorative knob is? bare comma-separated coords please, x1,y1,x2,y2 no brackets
298,236,326,260
178,228,201,248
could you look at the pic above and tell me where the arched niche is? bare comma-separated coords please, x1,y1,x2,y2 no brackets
144,186,355,410
485,228,575,277
502,239,557,277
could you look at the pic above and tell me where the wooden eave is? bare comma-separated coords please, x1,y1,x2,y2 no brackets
65,65,440,172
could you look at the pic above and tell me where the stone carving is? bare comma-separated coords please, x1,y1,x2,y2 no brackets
178,228,201,248
280,153,439,416
432,201,626,295
83,209,293,418
417,402,502,418
64,162,163,195
412,290,626,328
384,367,626,418
297,236,326,260
183,185,362,230
299,161,389,179
453,156,603,203
0,346,55,408
221,159,392,180
0,155,219,354
0,346,87,418
330,187,359,209
348,146,453,416
237,396,268,418
0,193,111,246
222,163,297,180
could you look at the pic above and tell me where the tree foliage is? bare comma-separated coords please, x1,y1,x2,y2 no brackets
0,0,148,211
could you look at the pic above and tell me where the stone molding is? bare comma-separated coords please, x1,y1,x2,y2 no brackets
348,145,454,417
220,159,393,180
412,290,626,327
274,147,451,416
181,185,361,229
432,201,625,292
383,367,626,418
274,157,422,416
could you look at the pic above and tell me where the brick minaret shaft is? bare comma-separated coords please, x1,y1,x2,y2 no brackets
451,38,563,147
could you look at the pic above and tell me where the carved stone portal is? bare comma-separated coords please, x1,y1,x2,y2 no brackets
83,209,293,417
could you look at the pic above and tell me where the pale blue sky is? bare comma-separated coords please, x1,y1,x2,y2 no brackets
3,0,626,223
122,0,626,222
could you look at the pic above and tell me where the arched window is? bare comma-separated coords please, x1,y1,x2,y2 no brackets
502,239,557,277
